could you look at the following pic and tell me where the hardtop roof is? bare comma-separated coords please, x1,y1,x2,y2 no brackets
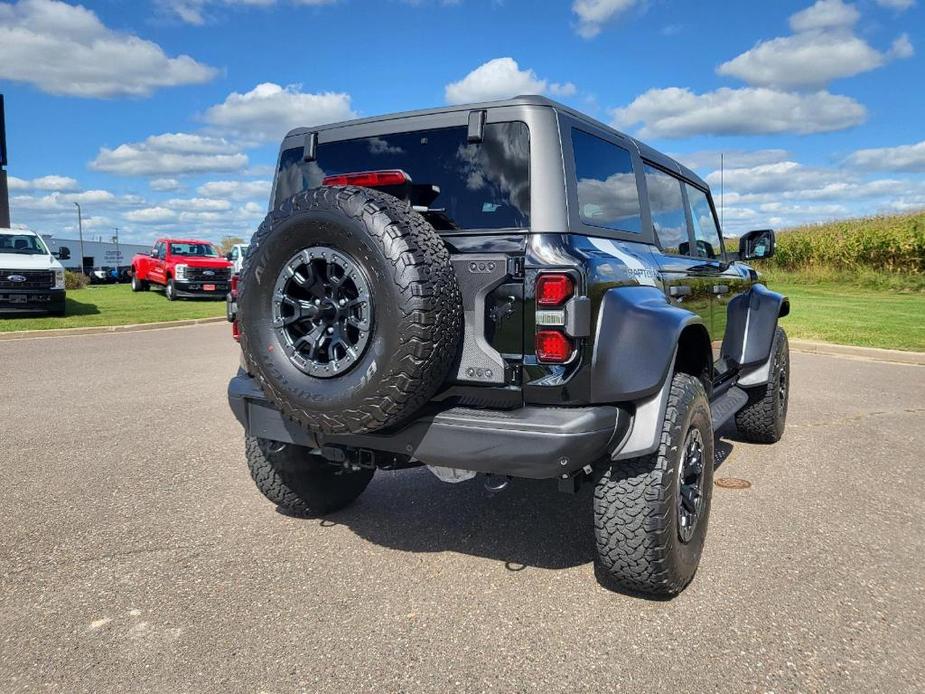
284,94,707,189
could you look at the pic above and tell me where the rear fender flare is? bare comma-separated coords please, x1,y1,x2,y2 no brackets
590,286,707,403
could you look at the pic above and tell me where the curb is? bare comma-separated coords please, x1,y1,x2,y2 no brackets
0,316,227,341
789,339,924,365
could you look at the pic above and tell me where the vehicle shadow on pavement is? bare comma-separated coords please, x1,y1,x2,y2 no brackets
303,433,739,584
319,468,598,571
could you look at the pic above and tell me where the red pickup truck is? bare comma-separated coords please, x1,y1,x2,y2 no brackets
131,238,232,300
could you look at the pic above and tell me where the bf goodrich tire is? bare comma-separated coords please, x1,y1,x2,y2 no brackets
735,327,790,444
237,186,462,435
594,373,714,597
245,436,374,516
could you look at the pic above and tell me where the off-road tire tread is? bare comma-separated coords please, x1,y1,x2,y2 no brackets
735,327,789,444
244,436,374,516
239,186,462,434
593,373,711,596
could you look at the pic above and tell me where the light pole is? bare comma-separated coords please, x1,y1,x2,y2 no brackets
73,202,86,275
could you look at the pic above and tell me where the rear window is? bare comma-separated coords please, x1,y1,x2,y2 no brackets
274,122,530,231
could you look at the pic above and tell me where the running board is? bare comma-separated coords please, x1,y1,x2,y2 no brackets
711,386,748,430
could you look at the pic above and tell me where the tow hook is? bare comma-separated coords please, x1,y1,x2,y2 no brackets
483,474,510,492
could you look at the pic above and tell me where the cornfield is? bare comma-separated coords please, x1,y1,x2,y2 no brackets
756,211,925,274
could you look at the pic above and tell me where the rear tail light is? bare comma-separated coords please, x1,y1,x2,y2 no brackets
322,170,410,188
536,273,574,306
535,330,573,364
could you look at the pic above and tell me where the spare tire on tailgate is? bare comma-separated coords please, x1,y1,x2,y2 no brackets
237,186,462,435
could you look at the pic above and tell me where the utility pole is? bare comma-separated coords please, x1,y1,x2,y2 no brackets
74,202,86,275
0,94,10,228
112,227,120,278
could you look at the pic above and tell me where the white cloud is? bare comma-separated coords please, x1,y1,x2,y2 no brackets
164,197,232,211
889,33,915,59
90,133,248,176
845,140,925,172
717,0,911,89
0,0,217,98
160,0,336,26
717,33,887,89
4,174,79,191
571,0,639,39
612,87,866,138
150,178,182,192
706,161,846,195
789,0,858,33
673,149,791,171
875,0,916,10
203,82,356,144
196,179,272,199
124,207,178,223
444,58,578,105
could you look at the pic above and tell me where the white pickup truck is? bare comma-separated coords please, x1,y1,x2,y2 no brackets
0,228,67,316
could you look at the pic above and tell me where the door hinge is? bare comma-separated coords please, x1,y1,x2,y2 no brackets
507,256,525,279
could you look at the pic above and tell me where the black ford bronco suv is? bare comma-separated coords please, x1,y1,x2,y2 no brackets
227,96,790,596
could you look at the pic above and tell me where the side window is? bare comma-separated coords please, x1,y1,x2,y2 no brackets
572,129,642,234
157,243,167,260
230,247,238,260
643,164,689,255
685,184,723,260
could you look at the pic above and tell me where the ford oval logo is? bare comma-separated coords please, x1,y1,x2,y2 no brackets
203,270,215,276
6,275,27,283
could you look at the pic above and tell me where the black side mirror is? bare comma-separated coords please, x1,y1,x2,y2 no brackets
58,246,71,260
739,229,775,261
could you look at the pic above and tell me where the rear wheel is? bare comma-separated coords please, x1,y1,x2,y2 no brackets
165,278,177,301
245,436,374,516
735,327,789,443
594,373,714,597
131,273,148,292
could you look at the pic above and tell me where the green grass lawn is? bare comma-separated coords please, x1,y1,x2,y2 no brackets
3,278,922,352
0,284,225,332
772,282,925,352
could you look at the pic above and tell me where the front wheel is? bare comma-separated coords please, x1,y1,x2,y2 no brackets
594,373,714,597
245,436,374,516
735,327,790,443
165,278,177,301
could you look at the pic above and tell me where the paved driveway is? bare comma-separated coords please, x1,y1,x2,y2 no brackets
1,324,923,692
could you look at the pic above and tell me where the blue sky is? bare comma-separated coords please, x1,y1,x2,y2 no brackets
1,0,923,244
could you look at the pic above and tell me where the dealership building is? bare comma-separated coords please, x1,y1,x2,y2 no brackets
41,235,150,273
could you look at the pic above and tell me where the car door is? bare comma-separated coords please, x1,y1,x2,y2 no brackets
642,164,714,349
681,181,752,379
150,242,167,285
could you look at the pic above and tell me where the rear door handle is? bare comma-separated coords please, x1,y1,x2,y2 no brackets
669,285,692,298
712,284,730,295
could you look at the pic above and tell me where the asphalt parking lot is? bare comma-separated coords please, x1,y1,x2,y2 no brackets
1,323,923,693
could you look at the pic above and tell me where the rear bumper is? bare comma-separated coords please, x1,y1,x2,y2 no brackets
228,373,631,479
0,288,65,313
